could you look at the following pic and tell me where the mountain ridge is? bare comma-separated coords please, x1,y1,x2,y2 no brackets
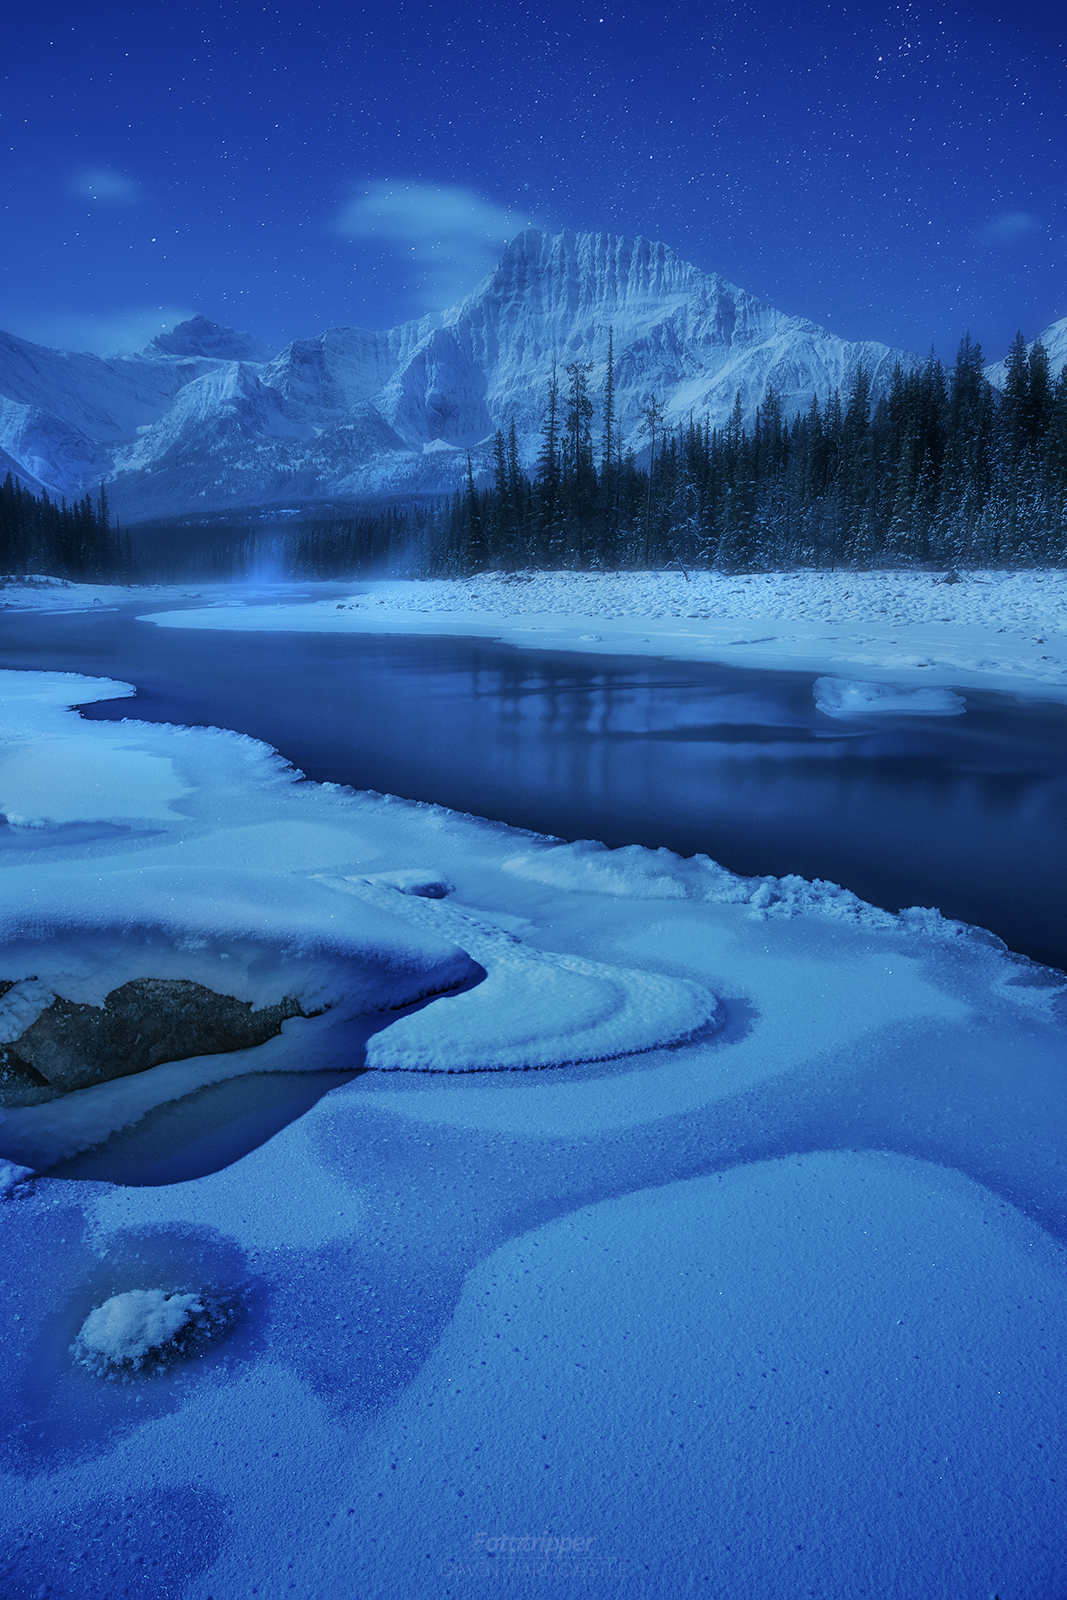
0,229,935,523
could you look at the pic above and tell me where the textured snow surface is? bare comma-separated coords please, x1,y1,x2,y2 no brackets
292,1151,1067,1598
325,876,719,1072
0,648,1064,1599
143,565,1067,698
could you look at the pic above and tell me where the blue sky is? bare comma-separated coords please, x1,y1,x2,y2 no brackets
2,0,1064,364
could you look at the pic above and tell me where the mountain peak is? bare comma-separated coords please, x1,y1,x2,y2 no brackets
0,228,924,521
148,315,276,363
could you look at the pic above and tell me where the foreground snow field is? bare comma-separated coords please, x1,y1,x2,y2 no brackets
1,571,1066,1598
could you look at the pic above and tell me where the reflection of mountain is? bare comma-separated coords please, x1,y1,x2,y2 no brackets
0,232,923,523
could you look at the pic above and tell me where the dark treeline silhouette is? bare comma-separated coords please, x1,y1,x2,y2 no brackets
435,332,1067,574
4,329,1066,583
0,474,132,579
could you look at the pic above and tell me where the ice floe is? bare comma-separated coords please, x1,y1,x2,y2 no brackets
813,675,967,718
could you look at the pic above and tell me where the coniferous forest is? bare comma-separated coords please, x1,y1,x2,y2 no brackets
0,474,131,580
432,331,1067,577
3,331,1067,582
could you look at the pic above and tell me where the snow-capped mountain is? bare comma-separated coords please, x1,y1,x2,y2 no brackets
0,232,923,522
147,312,277,364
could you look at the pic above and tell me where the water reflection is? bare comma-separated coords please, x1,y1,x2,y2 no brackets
0,604,1063,968
44,1068,362,1185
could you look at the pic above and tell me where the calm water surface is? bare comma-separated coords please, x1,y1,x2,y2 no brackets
1,594,1065,970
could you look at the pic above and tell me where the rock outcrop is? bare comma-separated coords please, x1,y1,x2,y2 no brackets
0,976,309,1101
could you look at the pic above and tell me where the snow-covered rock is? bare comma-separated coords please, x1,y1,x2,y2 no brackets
0,860,479,1102
71,1287,231,1376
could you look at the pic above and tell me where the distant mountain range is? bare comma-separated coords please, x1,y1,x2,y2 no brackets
0,228,1052,526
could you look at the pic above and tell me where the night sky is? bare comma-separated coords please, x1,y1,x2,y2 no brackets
3,0,1064,366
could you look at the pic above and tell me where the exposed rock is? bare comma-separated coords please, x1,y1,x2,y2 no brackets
0,976,309,1098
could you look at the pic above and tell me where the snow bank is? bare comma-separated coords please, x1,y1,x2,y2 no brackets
322,878,719,1072
498,835,998,948
141,567,1067,698
343,566,1067,637
0,668,195,826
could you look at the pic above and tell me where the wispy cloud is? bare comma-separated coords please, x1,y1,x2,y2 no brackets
0,306,197,355
331,181,535,310
70,168,141,205
977,210,1044,243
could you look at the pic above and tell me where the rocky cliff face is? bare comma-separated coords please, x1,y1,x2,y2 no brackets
0,230,922,522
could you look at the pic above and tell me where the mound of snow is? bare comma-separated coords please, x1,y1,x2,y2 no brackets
368,944,717,1072
72,1288,215,1376
503,840,693,900
0,1160,33,1198
814,677,966,719
324,876,720,1071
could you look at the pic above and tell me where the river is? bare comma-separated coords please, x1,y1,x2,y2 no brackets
1,592,1065,970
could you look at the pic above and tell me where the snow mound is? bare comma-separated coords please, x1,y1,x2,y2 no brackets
814,677,967,719
502,840,693,900
503,839,763,907
0,977,57,1042
369,945,717,1072
323,877,720,1071
0,865,475,1018
71,1287,228,1376
0,1160,33,1198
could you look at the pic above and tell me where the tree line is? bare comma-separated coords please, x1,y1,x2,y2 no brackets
0,474,132,579
431,330,1067,574
3,327,1066,582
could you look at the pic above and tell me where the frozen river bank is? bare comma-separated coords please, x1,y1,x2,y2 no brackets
1,584,1066,967
0,570,1065,1599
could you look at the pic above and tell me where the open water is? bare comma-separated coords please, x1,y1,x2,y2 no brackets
0,592,1064,968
